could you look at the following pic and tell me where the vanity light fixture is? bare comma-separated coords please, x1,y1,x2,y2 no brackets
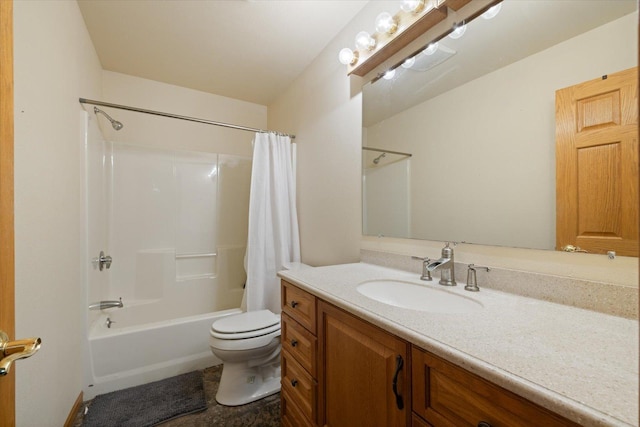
338,48,359,65
355,31,376,51
400,0,426,14
401,56,416,68
448,22,467,39
481,3,502,19
422,42,439,55
375,12,399,35
339,0,499,77
382,69,397,80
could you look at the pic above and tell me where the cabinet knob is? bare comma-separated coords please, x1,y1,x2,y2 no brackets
290,339,298,347
290,300,299,308
291,379,298,387
477,422,492,427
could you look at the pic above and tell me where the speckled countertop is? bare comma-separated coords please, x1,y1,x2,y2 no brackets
278,262,639,427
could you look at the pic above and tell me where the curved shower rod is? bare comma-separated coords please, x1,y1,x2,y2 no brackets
79,98,296,139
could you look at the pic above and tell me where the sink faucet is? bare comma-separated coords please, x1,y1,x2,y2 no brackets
426,243,456,286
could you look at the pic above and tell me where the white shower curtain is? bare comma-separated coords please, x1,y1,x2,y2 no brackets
244,132,300,314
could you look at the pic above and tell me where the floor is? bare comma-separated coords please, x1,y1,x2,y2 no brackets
73,365,282,426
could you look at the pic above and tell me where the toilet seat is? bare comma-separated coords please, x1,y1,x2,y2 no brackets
210,310,281,341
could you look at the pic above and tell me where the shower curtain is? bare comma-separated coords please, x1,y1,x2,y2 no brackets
245,132,300,314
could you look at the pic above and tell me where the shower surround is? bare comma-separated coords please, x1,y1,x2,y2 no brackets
82,113,251,398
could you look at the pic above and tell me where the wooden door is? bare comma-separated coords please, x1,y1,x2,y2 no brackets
318,301,410,427
556,67,638,256
0,1,15,426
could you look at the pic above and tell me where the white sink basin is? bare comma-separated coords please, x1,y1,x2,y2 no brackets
356,280,483,313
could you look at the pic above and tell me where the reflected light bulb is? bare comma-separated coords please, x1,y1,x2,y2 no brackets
338,48,358,65
355,31,376,51
382,69,396,80
400,0,425,13
375,12,397,35
422,42,438,56
448,23,467,39
482,3,502,20
401,56,416,69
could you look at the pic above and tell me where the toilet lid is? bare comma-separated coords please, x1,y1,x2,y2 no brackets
211,310,280,335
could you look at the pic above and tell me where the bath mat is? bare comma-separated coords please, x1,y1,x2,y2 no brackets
82,371,207,427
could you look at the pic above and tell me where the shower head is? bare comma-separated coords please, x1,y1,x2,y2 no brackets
94,107,124,131
373,152,386,164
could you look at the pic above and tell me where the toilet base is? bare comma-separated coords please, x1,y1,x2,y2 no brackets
215,361,282,406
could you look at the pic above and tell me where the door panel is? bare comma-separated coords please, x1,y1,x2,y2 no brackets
556,67,638,256
0,1,15,426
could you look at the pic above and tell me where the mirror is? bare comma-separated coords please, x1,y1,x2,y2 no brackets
362,0,638,251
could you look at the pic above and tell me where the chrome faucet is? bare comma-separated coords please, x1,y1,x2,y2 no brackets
426,243,456,286
411,256,432,281
89,297,123,310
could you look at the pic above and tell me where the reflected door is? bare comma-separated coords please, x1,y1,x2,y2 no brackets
556,67,638,256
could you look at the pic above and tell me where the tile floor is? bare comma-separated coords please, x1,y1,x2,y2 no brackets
73,365,281,426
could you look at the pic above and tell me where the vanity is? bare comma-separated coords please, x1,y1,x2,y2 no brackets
278,263,638,427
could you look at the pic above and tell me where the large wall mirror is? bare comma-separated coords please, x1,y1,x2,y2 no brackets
362,0,638,253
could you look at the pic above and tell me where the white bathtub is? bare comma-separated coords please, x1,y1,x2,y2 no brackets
84,306,241,399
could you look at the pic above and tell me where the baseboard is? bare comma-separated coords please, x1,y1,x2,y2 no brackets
64,391,83,427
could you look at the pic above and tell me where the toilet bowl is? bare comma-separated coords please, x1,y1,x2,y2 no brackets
209,309,282,406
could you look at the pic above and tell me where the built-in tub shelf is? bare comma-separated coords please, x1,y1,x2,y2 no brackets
176,252,217,282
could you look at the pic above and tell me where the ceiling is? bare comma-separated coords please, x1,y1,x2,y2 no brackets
77,0,369,106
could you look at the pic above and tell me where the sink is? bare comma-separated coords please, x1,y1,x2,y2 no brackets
356,280,483,313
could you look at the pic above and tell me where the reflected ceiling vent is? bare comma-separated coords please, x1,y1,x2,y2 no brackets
409,43,456,72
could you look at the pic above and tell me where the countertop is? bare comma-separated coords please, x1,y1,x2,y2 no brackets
278,262,639,427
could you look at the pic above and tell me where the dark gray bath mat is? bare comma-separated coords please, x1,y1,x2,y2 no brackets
82,371,207,427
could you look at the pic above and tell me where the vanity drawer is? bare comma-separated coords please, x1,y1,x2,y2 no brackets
282,350,317,424
282,280,316,333
282,388,316,427
412,347,580,427
282,312,317,376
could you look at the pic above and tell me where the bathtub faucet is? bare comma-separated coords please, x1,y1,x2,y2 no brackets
89,297,123,310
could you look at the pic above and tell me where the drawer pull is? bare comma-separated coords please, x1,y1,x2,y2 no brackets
290,300,299,308
477,422,492,427
391,355,404,410
291,379,298,387
290,339,298,347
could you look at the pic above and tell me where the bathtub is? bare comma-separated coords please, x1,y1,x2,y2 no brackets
84,306,241,399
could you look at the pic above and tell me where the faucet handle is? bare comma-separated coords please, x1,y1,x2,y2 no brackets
465,264,490,292
411,256,432,281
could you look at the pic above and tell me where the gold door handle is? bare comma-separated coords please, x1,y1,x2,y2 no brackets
0,330,41,376
562,245,588,253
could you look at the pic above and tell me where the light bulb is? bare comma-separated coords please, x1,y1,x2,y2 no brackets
338,48,358,65
422,42,438,56
375,12,397,35
482,3,502,20
401,56,416,69
382,69,396,80
355,31,376,51
400,0,425,13
448,23,467,39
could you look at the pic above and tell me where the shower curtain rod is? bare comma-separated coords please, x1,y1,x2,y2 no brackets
79,98,296,139
362,146,412,157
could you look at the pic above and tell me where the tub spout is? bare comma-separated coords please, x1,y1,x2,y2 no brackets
89,297,123,310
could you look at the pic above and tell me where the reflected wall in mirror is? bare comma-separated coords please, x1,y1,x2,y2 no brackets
362,0,638,252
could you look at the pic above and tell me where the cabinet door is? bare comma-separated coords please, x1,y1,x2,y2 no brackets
318,301,410,427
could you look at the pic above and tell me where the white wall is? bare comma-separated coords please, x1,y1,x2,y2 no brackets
13,1,103,425
269,3,638,286
101,71,266,157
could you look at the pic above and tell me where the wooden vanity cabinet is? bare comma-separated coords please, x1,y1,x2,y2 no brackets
281,280,580,427
281,280,318,427
318,300,411,427
411,347,581,427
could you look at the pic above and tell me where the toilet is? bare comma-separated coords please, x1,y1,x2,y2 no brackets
209,309,282,406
